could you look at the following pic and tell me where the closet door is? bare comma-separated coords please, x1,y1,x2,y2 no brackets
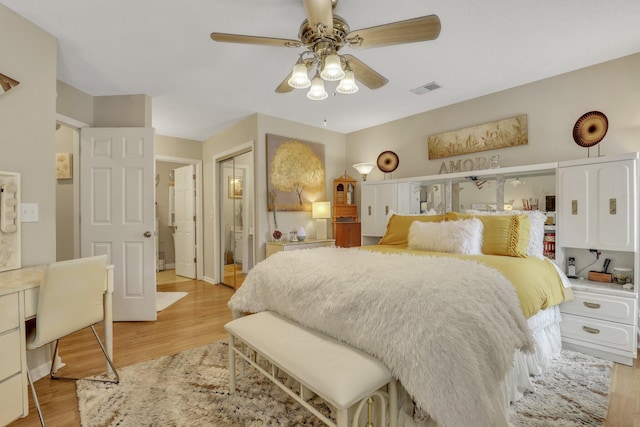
596,160,636,251
559,158,636,251
558,166,591,248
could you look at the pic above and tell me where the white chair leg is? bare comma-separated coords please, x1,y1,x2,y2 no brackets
26,368,46,427
49,326,119,383
228,335,236,394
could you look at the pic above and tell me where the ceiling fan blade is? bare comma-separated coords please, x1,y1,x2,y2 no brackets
347,15,441,49
210,32,302,48
303,0,334,35
342,54,388,89
275,72,295,93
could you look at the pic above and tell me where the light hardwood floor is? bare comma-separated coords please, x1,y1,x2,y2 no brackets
8,274,640,426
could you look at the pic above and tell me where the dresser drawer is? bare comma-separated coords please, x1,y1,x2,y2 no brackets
560,291,636,324
561,313,636,352
0,293,19,332
0,329,22,381
0,373,25,426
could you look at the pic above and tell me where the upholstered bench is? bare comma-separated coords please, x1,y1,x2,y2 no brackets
225,311,397,427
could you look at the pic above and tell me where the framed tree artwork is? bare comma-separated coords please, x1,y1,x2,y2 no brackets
266,134,326,212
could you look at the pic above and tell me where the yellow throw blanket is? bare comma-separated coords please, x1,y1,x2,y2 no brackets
361,245,570,318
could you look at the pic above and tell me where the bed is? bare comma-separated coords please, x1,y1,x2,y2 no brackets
228,210,571,427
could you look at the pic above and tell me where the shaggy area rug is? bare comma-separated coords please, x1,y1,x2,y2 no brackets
508,350,612,426
77,342,611,427
155,291,188,312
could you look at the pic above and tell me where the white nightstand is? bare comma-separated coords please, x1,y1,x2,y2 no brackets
265,239,335,258
560,278,637,366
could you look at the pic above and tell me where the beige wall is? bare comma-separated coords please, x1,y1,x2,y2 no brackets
156,134,202,160
1,4,58,266
346,53,640,181
55,125,77,261
94,94,151,127
56,81,94,125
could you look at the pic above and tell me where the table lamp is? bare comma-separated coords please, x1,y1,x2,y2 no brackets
312,201,331,240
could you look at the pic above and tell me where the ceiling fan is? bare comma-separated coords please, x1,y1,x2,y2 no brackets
210,0,441,99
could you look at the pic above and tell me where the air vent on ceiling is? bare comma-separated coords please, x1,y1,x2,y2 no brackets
411,82,441,95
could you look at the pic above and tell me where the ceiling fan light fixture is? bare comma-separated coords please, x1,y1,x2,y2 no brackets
307,75,328,100
320,54,345,81
336,70,358,94
288,62,311,89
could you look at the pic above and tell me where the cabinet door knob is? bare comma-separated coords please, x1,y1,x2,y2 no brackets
582,326,600,334
571,200,578,215
368,206,371,215
583,301,601,309
385,206,389,215
610,198,617,215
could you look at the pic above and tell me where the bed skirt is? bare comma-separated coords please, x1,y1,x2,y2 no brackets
396,306,562,427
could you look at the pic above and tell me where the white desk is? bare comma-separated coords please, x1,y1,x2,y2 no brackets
0,264,114,425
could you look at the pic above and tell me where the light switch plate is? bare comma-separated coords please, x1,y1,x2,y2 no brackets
21,203,39,222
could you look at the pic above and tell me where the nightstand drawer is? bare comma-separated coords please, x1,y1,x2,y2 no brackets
561,313,636,352
560,291,636,324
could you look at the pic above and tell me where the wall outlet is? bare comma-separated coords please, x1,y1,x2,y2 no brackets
21,203,39,222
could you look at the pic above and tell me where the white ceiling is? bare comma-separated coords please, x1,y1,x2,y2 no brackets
3,0,640,142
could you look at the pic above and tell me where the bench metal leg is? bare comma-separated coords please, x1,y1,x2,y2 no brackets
389,380,398,427
336,408,349,427
228,335,236,394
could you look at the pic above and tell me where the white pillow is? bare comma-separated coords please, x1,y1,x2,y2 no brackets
465,209,546,258
408,218,483,255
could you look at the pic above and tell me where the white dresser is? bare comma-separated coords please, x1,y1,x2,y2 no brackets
0,291,28,426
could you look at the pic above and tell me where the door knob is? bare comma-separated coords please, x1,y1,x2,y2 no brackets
144,231,152,238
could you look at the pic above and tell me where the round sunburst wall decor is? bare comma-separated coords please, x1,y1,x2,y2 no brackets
377,151,399,173
572,111,608,148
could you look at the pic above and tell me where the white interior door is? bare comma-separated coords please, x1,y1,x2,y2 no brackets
80,127,156,321
174,164,196,278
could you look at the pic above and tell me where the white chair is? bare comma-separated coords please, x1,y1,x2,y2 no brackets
26,255,119,426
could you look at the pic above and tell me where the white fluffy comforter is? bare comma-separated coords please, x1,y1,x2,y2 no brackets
228,247,534,427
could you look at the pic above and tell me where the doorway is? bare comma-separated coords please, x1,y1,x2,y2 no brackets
218,150,254,289
155,155,203,281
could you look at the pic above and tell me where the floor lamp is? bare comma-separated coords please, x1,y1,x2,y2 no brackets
312,201,331,240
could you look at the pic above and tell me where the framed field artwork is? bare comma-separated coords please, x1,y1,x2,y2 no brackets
428,115,528,159
228,177,243,199
266,134,326,212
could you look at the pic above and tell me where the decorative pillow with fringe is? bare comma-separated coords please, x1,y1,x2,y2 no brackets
465,209,546,258
408,218,484,254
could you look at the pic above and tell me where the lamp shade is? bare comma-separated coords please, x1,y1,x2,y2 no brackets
312,201,331,219
307,75,328,100
336,70,358,95
288,62,311,89
353,162,375,181
320,54,345,81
